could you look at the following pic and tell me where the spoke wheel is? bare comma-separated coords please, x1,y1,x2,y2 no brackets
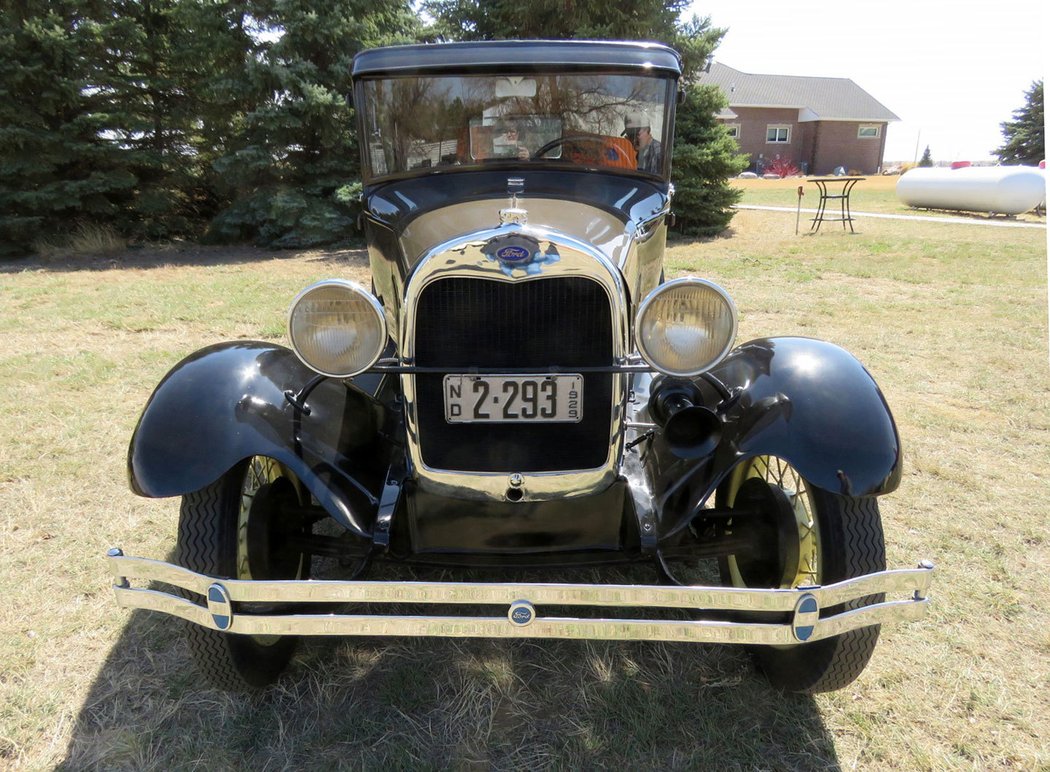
177,457,311,689
725,457,820,591
719,455,887,693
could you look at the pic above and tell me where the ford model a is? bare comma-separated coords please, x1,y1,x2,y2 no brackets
109,41,933,692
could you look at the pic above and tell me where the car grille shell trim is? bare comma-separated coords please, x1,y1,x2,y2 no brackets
400,223,629,501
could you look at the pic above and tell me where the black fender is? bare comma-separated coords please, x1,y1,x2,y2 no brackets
653,337,902,535
128,341,389,538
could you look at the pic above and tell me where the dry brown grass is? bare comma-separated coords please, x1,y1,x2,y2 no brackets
1,217,1047,769
31,223,128,260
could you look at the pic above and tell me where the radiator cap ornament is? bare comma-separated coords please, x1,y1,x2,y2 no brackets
499,176,528,225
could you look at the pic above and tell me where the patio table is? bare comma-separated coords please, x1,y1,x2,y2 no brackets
810,176,865,233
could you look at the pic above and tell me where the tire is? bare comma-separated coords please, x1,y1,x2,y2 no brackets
176,457,311,689
719,456,886,693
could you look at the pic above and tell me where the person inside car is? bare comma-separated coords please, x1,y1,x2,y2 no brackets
625,113,662,174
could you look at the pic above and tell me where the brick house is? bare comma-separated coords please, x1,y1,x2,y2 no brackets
697,63,899,175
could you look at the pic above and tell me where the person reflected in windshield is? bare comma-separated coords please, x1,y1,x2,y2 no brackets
494,123,530,160
625,113,662,174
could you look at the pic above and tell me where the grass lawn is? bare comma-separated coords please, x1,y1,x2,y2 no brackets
1,212,1048,769
732,174,1048,225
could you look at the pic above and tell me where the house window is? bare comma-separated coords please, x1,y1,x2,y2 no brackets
766,125,790,143
725,123,741,139
858,125,880,138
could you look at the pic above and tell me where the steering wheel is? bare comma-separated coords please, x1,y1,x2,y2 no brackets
532,135,631,166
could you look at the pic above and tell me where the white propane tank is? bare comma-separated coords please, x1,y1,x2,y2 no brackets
896,166,1046,215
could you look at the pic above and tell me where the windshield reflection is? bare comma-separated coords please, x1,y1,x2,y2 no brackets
360,73,674,180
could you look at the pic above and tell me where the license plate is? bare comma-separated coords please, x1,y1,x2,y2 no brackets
443,374,583,423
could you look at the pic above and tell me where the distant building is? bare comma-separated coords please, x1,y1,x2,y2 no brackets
698,63,899,175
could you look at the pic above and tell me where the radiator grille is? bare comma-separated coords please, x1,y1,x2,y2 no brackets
414,277,614,472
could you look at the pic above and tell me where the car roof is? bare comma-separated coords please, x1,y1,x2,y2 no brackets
352,40,682,79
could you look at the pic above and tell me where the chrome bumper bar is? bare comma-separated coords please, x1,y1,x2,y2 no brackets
107,551,934,646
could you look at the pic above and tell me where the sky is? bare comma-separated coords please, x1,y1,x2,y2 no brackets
686,0,1046,163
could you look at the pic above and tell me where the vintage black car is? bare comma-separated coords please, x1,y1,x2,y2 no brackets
109,41,933,693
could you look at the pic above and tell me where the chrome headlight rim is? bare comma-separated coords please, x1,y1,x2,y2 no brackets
287,278,387,378
635,277,738,378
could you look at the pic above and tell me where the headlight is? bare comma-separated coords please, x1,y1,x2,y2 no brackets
635,278,737,377
287,280,386,377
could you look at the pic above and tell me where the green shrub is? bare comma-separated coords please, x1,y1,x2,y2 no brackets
207,185,361,248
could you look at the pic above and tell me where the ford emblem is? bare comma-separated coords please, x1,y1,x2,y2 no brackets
495,245,532,263
508,600,535,627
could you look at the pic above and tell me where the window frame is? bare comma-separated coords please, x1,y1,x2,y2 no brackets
766,124,791,144
725,123,741,139
858,124,881,139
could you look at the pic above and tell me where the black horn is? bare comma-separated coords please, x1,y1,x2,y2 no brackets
648,379,723,460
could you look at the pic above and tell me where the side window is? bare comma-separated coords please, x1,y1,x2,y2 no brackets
725,123,741,139
858,125,880,138
766,125,790,143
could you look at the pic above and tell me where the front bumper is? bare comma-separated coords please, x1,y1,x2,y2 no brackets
107,551,934,646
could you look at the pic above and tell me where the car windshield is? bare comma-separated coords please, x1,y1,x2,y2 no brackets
358,72,675,181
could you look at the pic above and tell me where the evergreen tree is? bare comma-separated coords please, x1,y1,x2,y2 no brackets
89,0,257,238
996,80,1044,166
425,0,717,76
424,0,722,81
208,0,420,247
0,1,134,256
918,146,933,167
424,0,743,236
0,0,261,253
2,0,742,253
672,81,747,237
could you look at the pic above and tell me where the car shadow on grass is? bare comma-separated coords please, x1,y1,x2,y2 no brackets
64,584,841,769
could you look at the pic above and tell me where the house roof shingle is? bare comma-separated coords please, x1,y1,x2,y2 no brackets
699,63,899,122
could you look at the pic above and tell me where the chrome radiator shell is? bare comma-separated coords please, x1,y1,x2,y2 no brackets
399,223,630,502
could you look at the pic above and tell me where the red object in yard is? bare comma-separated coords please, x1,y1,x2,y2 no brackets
951,161,971,169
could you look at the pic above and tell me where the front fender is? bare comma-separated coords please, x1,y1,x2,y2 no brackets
714,337,902,495
128,341,388,537
654,337,902,534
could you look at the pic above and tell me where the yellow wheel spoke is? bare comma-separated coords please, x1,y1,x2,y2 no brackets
725,455,821,591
